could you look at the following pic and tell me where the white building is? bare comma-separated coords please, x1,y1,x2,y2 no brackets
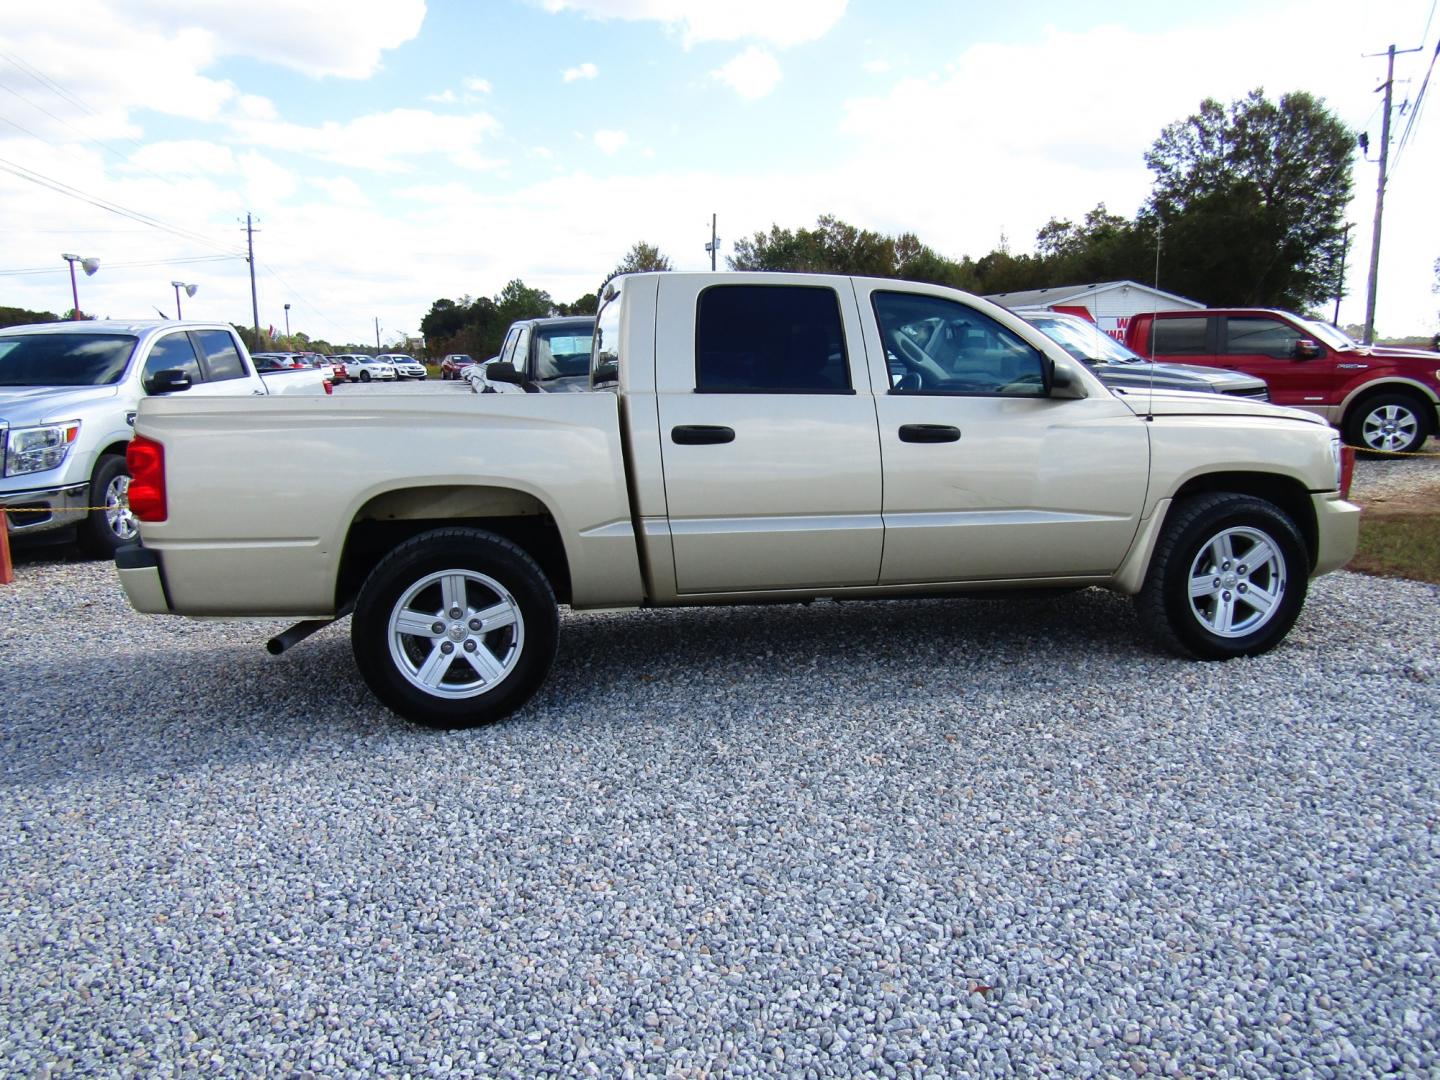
985,280,1204,341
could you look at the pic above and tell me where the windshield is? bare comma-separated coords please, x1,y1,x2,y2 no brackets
1298,318,1356,350
535,325,595,380
0,333,137,387
1023,315,1144,365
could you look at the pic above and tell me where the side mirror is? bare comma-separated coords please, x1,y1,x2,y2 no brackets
1046,357,1087,399
486,361,522,385
146,369,192,394
1292,339,1322,360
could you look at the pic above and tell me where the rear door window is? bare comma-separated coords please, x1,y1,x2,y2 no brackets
695,284,851,393
1150,316,1210,355
193,330,248,381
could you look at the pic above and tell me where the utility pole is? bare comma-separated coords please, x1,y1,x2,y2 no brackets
704,213,720,271
1332,223,1352,326
242,213,260,340
375,318,381,350
1362,44,1423,344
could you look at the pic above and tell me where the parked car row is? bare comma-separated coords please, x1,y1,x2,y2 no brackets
324,354,428,383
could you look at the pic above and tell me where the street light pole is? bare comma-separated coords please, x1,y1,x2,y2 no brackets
284,303,291,337
171,281,197,319
61,253,99,319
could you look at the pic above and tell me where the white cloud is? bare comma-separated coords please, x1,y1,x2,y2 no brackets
124,0,426,79
862,58,890,74
593,129,630,155
463,77,493,94
563,62,599,82
425,89,458,104
309,176,372,207
712,47,782,101
227,107,503,173
539,0,847,48
124,141,238,177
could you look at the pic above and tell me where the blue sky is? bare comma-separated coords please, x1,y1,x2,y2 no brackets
2,0,1436,345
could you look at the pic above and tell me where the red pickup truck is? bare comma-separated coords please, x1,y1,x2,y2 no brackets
1123,309,1440,454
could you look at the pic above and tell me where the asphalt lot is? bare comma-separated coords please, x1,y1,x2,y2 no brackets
1,412,1437,1076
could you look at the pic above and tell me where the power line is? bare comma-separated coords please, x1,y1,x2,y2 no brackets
1392,41,1439,171
0,154,245,256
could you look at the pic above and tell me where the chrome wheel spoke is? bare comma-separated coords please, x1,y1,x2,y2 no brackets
1189,574,1218,599
1242,537,1277,570
414,643,454,688
1211,593,1237,634
1207,534,1234,569
395,610,440,637
463,643,506,682
474,600,518,631
1243,584,1279,617
440,574,469,616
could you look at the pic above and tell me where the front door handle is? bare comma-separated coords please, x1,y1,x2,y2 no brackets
898,423,960,443
672,425,735,445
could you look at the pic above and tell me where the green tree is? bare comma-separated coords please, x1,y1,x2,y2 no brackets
0,305,61,328
1142,89,1354,308
609,241,673,278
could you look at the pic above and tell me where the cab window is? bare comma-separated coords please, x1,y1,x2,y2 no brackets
695,284,850,393
872,292,1045,395
1150,316,1209,355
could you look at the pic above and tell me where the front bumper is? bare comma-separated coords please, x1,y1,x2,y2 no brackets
1,481,89,536
1311,492,1361,577
115,543,172,613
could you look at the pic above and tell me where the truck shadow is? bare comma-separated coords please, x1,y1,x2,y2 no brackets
0,589,1135,789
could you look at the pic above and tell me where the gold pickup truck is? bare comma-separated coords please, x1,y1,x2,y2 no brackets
116,273,1359,728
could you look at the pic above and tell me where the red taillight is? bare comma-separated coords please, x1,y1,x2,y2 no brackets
126,435,167,522
1339,445,1356,499
323,378,333,395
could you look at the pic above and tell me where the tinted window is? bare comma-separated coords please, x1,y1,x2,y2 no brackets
194,330,247,381
695,285,850,393
142,333,203,391
872,292,1046,395
0,333,136,387
1150,317,1209,355
1226,317,1303,359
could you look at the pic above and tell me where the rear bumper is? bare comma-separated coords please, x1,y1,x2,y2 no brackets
115,543,172,613
1311,493,1361,577
1,482,88,536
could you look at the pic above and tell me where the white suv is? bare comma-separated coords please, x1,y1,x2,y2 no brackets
376,353,427,380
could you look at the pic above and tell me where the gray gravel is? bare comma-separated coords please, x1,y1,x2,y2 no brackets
3,517,1439,1076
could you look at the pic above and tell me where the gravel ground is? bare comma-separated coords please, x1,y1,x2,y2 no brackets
2,526,1438,1076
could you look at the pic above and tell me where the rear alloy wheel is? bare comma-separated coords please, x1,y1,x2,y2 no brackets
1345,392,1430,455
79,454,138,557
1136,493,1307,659
351,528,558,727
360,370,372,382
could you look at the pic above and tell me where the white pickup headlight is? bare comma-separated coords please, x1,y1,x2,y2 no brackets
5,420,81,477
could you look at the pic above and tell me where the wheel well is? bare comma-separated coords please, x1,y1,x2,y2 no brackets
1343,383,1437,435
1170,472,1318,570
335,486,573,609
99,440,130,462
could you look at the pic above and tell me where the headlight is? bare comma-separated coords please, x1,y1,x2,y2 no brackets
4,420,81,477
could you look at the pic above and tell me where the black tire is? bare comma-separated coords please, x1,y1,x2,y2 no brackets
78,454,138,558
1135,493,1308,660
1343,391,1432,455
360,370,372,383
351,528,558,728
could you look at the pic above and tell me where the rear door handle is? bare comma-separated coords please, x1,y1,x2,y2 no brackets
671,425,735,445
899,424,961,443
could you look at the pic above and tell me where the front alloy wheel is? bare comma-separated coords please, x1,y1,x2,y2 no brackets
1359,401,1422,453
1137,493,1308,659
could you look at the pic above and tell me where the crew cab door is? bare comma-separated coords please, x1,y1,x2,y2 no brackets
1221,314,1337,409
654,276,884,594
857,285,1149,583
